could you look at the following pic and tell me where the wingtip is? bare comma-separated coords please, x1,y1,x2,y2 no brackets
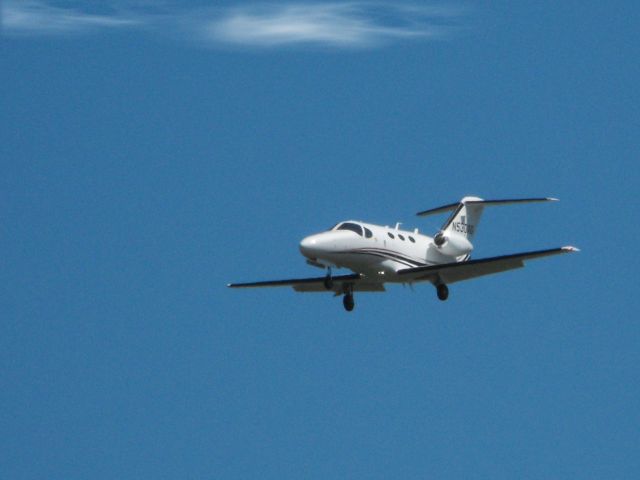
547,197,560,202
562,245,580,252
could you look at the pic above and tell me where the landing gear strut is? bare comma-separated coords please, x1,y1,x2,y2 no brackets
343,293,355,312
436,283,449,301
323,268,333,290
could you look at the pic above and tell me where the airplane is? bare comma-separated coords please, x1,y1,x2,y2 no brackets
228,196,579,311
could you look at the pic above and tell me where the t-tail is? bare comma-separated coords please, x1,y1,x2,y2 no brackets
417,196,559,259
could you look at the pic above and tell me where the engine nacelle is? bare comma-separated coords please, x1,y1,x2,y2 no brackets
433,231,473,257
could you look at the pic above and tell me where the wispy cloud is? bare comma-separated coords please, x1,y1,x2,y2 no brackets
1,1,465,49
204,3,460,49
1,0,139,35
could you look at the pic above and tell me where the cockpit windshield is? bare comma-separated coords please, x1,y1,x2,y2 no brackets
335,222,363,236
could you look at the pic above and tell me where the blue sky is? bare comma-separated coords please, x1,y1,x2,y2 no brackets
2,1,639,478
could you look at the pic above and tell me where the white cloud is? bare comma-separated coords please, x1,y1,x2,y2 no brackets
1,0,139,35
1,1,464,49
204,3,459,48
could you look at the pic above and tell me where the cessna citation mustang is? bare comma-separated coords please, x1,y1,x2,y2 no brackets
228,196,578,311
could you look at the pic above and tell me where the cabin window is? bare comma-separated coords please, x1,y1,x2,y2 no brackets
398,234,405,241
364,227,373,238
336,222,363,236
408,236,416,243
387,232,395,239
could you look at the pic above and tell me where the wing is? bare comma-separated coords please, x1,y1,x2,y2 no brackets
228,273,385,293
397,246,579,284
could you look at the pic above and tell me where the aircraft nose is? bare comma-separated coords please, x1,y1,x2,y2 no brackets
299,235,318,257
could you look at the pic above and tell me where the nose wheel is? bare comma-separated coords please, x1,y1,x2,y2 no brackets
436,283,449,301
343,293,355,312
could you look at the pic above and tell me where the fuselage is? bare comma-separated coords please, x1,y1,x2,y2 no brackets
299,221,469,282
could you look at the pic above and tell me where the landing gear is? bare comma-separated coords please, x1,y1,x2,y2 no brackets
323,268,333,290
343,293,355,312
342,283,355,312
436,283,449,301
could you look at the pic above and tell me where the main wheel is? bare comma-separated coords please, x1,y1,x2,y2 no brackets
343,293,355,312
436,283,449,301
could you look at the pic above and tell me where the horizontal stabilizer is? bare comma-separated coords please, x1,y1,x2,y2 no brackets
417,197,558,217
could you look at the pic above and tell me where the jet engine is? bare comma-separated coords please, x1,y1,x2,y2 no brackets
433,231,473,257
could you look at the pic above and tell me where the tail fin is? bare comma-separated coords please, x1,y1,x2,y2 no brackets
441,196,484,241
417,196,558,241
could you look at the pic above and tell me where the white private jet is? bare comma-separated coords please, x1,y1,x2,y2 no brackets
228,196,578,311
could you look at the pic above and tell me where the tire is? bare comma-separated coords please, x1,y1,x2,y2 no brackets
343,294,355,311
437,283,449,301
